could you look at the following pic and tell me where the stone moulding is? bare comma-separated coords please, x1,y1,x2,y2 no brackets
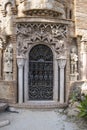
23,9,62,18
21,0,65,18
16,22,68,58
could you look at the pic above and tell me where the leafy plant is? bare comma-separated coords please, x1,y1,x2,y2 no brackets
70,92,78,103
70,86,81,103
78,95,87,119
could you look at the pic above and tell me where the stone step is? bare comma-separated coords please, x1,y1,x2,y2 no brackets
0,103,8,112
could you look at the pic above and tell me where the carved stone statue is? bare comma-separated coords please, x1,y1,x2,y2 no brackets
3,44,13,81
4,3,13,35
70,48,78,74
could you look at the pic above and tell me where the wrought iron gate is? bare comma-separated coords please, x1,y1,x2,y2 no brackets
29,44,53,100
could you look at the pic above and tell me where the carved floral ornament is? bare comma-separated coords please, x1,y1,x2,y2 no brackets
16,23,68,58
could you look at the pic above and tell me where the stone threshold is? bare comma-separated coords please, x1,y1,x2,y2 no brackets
9,101,68,109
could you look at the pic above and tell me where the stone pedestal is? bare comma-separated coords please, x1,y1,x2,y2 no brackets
57,58,66,104
70,73,79,82
17,56,25,104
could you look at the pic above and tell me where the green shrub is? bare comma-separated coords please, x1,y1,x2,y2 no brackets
70,86,81,103
70,92,78,103
78,95,87,119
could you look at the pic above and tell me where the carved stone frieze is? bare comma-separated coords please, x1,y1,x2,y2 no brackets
16,23,68,57
3,44,13,81
23,9,62,18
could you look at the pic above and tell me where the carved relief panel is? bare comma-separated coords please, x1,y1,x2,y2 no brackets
3,43,13,81
16,23,68,58
0,0,16,36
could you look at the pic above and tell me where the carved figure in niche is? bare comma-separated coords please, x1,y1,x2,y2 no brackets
3,44,13,81
70,47,78,74
4,3,13,35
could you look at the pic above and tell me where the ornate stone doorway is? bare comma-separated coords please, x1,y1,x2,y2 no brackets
29,44,53,100
16,22,68,106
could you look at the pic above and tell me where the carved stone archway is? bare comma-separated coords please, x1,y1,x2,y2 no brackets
16,22,68,106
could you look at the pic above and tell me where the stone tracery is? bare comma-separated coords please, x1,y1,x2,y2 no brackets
16,23,68,58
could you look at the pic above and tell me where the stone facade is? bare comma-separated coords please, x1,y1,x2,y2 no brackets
0,0,86,108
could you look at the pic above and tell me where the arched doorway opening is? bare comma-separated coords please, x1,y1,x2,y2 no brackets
29,44,53,100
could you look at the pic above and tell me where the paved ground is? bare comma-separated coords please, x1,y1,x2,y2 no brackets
0,109,83,130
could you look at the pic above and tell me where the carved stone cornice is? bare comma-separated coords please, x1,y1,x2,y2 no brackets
23,9,62,18
22,0,65,18
16,23,68,57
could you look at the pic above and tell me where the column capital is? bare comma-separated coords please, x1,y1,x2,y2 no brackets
57,57,66,104
17,56,26,67
57,57,66,69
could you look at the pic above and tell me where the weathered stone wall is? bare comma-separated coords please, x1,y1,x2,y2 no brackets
0,81,17,103
0,0,17,104
75,0,87,35
75,0,87,80
0,0,85,106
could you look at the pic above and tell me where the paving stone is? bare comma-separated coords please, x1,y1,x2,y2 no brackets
0,109,80,130
0,120,10,128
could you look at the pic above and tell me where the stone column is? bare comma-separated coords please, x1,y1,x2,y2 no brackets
82,52,87,80
0,42,3,79
0,48,2,79
17,56,25,104
57,58,66,104
80,35,87,80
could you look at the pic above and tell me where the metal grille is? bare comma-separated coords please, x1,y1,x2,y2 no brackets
29,44,53,100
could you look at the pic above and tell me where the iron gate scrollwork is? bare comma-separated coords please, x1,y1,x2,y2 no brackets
29,44,53,100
